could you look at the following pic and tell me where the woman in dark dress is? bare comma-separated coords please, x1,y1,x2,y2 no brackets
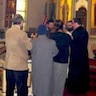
66,18,90,96
49,19,71,96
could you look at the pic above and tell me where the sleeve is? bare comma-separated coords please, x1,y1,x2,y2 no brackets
22,32,33,50
51,40,59,57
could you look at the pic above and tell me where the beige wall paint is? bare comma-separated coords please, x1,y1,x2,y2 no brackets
0,0,6,30
26,0,47,31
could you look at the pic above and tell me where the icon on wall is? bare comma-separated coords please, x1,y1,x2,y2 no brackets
5,0,16,28
94,3,96,26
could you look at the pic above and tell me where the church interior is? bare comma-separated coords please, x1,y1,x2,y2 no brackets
0,0,96,96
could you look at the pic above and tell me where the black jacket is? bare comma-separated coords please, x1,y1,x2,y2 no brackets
49,32,71,63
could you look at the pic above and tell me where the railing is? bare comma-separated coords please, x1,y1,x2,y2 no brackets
89,58,96,90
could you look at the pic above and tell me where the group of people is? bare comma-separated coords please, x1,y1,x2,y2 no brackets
4,14,90,96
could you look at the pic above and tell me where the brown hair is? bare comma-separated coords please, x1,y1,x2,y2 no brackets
54,19,63,31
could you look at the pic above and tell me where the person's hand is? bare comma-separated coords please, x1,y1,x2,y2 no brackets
31,33,37,38
31,33,35,38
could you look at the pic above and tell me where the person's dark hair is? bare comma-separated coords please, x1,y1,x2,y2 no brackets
12,14,24,25
54,19,63,31
73,18,82,25
46,19,54,24
68,20,72,23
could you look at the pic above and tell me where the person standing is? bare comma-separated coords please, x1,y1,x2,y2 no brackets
46,19,55,37
62,24,73,39
66,20,73,33
66,18,90,96
49,19,71,96
31,25,58,96
4,14,32,96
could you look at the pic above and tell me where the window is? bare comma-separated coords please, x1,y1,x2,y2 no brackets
16,0,27,30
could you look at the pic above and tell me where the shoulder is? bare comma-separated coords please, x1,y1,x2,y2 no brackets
48,39,56,47
49,38,55,43
6,28,11,34
19,30,27,37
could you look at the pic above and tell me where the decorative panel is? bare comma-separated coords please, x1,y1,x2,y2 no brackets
5,0,16,28
90,0,96,36
59,0,72,23
94,3,96,26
